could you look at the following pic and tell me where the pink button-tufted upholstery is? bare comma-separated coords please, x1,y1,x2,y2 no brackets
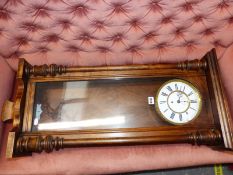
1,0,233,174
0,0,232,69
0,56,15,151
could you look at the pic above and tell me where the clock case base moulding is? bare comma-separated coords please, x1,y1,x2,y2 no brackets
1,48,233,158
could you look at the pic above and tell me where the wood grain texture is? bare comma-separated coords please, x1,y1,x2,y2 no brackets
16,129,222,154
205,49,233,149
26,59,206,77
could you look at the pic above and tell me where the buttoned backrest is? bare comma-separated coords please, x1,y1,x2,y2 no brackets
0,0,233,68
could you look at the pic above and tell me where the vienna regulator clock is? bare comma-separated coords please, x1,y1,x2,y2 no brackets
1,49,233,158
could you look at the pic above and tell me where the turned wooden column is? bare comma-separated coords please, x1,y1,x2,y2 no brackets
16,129,222,154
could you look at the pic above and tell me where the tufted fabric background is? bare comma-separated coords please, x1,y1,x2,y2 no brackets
1,0,233,174
0,0,233,69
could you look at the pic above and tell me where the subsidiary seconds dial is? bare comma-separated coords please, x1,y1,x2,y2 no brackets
155,79,202,125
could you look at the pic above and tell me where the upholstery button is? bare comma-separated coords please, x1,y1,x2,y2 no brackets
0,6,12,21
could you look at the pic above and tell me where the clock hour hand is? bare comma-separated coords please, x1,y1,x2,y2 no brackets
177,93,183,103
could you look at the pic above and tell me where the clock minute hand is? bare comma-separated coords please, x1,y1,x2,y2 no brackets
180,100,188,103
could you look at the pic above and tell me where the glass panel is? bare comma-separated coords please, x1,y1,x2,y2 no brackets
32,78,170,131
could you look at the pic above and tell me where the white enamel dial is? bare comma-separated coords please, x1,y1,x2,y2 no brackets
155,79,202,125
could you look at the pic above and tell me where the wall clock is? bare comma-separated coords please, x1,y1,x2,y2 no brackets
155,79,202,125
1,48,233,158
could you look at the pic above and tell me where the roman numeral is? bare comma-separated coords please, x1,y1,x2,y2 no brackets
170,112,175,119
179,114,182,121
179,85,182,91
161,92,168,96
182,86,185,92
190,107,196,111
190,100,197,103
164,109,168,113
160,101,166,104
166,86,172,92
175,84,178,90
188,91,193,96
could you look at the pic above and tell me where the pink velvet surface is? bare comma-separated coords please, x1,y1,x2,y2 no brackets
0,57,15,151
0,0,233,70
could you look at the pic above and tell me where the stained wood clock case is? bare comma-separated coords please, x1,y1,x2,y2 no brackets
1,49,233,158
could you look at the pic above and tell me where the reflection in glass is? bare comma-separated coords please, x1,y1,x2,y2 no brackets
32,78,167,131
38,116,125,130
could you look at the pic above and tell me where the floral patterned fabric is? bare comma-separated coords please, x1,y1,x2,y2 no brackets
0,0,233,68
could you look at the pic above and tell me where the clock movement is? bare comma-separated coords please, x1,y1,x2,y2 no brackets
1,48,233,158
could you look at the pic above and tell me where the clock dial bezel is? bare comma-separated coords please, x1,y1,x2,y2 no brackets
155,79,202,125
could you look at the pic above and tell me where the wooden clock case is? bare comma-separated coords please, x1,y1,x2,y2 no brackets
1,48,233,158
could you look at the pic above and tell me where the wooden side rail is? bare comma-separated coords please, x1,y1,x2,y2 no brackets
15,129,222,154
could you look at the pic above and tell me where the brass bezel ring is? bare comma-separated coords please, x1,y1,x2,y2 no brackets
155,79,202,125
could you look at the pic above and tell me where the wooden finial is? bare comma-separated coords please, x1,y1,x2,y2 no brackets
189,129,222,146
16,136,64,153
25,64,67,77
177,59,207,71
